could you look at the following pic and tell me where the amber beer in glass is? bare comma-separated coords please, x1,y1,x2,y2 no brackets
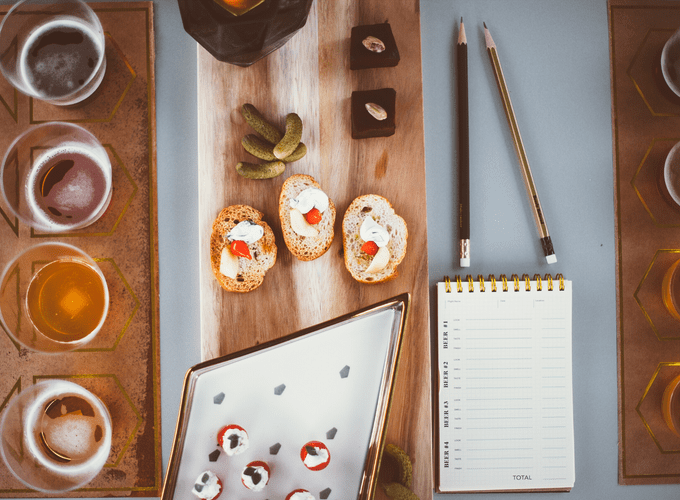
0,242,108,353
26,258,108,343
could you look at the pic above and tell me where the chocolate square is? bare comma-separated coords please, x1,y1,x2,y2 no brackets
350,23,400,70
351,88,396,139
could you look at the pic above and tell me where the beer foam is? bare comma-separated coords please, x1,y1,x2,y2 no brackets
43,414,97,460
25,143,111,231
53,169,95,210
19,18,104,100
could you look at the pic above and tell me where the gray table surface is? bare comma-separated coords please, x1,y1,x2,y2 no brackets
52,0,679,499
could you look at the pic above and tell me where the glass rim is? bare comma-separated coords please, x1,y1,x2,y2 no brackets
0,241,109,353
0,121,113,233
0,379,112,492
0,0,107,103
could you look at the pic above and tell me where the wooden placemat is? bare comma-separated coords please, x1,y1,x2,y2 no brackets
0,3,160,496
196,1,431,499
610,0,680,485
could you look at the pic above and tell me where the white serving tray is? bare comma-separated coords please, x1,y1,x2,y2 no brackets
162,294,410,500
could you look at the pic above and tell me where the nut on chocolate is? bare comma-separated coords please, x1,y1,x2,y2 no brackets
362,36,386,53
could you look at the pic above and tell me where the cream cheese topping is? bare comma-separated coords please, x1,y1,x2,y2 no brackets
288,491,315,500
289,188,329,215
360,217,390,248
192,471,221,500
303,446,330,468
241,464,269,491
227,221,263,244
221,427,249,456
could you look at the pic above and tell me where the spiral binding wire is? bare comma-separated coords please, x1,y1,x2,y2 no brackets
443,273,566,292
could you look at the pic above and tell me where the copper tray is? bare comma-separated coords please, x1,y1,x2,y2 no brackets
610,0,680,485
0,3,160,496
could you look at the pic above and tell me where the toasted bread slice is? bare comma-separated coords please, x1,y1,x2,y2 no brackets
210,205,277,292
279,174,336,261
342,194,407,283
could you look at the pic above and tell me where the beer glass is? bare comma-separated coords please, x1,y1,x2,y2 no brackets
0,242,109,353
0,379,112,492
0,122,113,233
663,374,680,438
0,0,106,106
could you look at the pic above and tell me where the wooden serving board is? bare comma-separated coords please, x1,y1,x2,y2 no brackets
610,0,680,485
197,1,431,499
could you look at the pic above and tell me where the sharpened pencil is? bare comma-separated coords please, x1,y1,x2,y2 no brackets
458,17,470,268
483,23,556,264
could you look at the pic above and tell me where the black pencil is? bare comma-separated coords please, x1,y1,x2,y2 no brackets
458,18,470,267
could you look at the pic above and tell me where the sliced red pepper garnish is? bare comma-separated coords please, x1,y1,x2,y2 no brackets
230,240,252,259
305,208,322,225
361,241,379,256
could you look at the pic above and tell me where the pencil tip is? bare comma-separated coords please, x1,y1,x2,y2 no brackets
461,16,463,23
483,22,488,29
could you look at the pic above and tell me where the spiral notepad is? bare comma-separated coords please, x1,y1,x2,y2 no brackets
435,274,574,493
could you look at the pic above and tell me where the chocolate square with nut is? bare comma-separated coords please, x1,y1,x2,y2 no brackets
351,88,396,139
350,23,400,70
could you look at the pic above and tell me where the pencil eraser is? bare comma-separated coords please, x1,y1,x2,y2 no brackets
460,257,470,268
546,254,557,264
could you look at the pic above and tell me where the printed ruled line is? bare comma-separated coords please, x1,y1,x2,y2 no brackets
467,417,533,420
467,408,532,411
468,426,533,430
466,386,533,390
466,398,532,401
467,367,532,370
467,337,532,340
465,318,530,321
469,448,533,451
467,347,533,350
467,467,532,470
468,457,533,460
467,376,532,380
467,438,532,441
469,358,532,361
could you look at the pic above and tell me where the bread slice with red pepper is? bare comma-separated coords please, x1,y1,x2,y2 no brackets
210,205,277,293
279,174,336,261
342,194,407,283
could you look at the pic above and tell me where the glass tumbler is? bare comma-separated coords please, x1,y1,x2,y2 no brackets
0,0,106,106
0,379,112,492
0,122,113,233
0,242,109,353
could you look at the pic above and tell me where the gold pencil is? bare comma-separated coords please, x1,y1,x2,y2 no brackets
484,23,556,264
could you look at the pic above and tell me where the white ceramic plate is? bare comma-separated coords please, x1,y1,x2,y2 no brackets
161,294,409,500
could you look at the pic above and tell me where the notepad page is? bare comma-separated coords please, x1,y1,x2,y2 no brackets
436,280,574,492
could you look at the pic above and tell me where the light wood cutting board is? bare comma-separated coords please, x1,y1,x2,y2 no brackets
197,1,431,498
